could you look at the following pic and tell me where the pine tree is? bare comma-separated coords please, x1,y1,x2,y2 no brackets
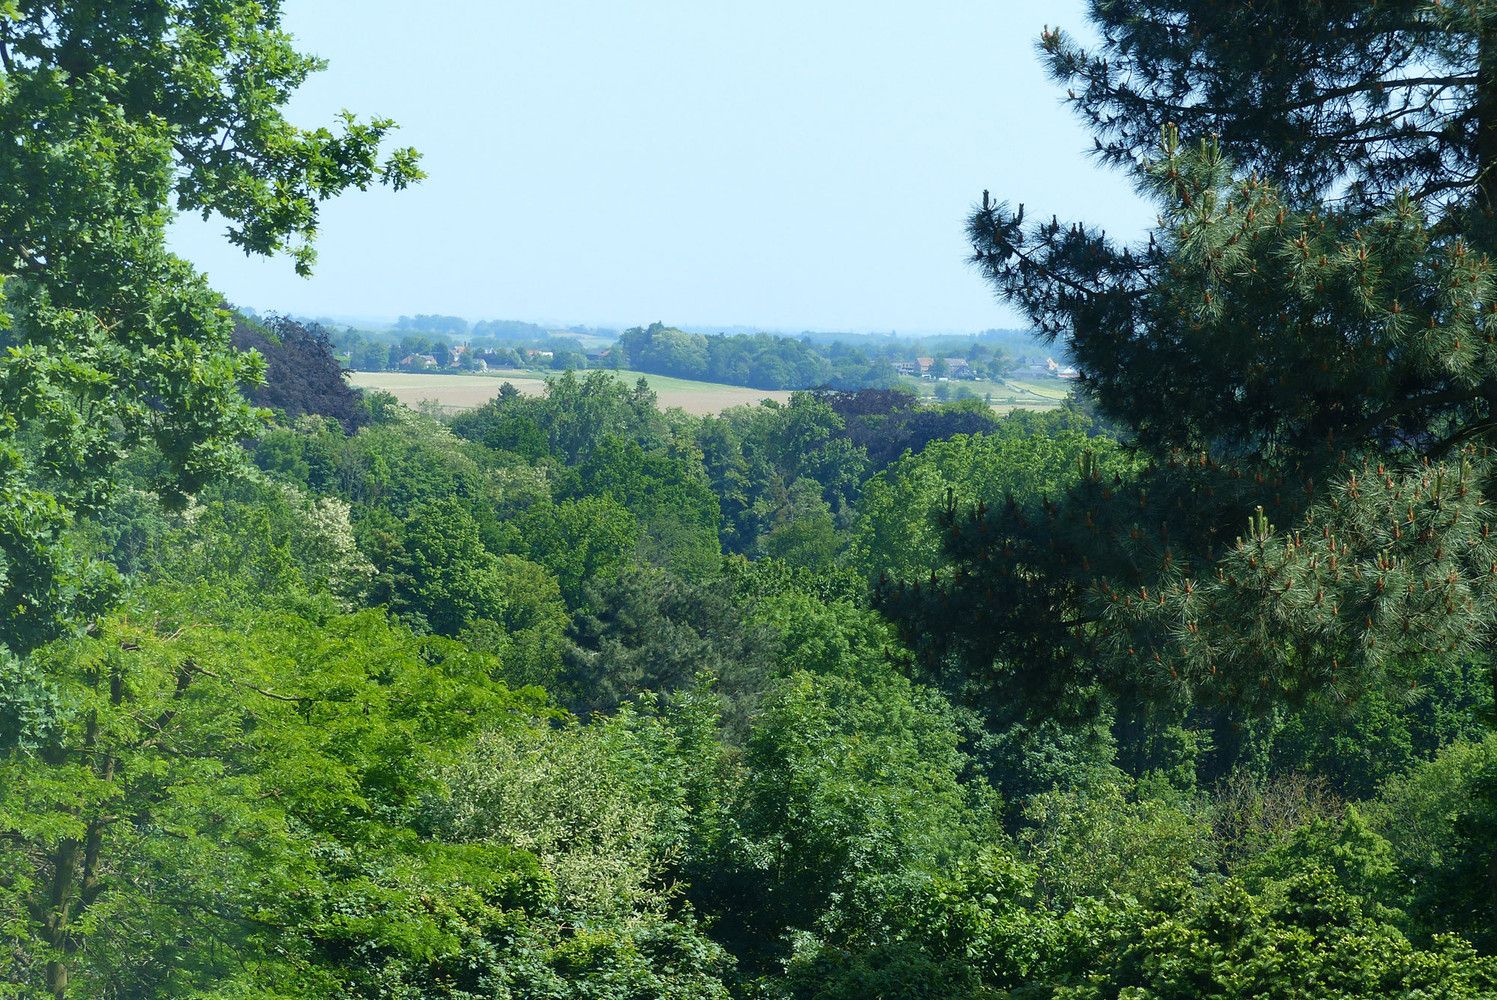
881,5,1497,732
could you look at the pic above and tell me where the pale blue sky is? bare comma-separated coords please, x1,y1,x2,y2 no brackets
168,1,1153,333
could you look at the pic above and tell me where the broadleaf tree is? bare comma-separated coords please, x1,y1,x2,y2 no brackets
0,0,420,657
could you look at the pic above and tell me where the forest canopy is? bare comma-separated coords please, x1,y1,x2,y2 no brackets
3,2,1497,999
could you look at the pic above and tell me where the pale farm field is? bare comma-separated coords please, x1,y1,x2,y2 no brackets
347,369,795,416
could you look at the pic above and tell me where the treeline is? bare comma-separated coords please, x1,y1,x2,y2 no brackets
332,318,907,390
330,318,1043,393
327,325,597,373
613,322,895,390
394,314,617,341
615,322,1046,390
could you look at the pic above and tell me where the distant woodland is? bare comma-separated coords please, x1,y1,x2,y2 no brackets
320,317,1046,392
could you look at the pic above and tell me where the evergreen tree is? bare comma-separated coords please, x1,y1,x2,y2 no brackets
882,6,1497,742
1042,2,1497,215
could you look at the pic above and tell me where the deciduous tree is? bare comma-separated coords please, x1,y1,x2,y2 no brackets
0,0,419,656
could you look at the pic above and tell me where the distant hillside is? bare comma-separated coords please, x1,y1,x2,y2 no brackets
282,310,1071,394
675,325,1059,361
615,323,1069,391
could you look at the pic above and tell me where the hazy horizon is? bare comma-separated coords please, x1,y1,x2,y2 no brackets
259,309,1038,340
169,1,1154,333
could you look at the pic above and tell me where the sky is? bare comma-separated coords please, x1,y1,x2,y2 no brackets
167,1,1155,334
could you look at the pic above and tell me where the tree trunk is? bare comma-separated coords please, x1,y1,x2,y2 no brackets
38,664,123,999
43,838,79,999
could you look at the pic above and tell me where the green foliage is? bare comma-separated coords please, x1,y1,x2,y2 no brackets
1246,656,1494,799
0,646,56,753
1238,808,1405,925
253,414,352,494
697,394,869,557
437,707,689,917
722,553,869,609
1021,776,1217,910
621,324,710,379
1371,736,1497,953
774,837,1497,1000
1034,1,1497,213
394,496,513,635
774,849,1056,999
853,428,1132,582
756,478,842,570
758,395,869,515
817,389,1007,473
898,143,1497,730
430,699,735,999
562,566,779,725
0,588,740,999
576,434,722,578
523,494,642,608
339,410,501,519
0,0,417,658
972,706,1120,806
451,370,667,467
699,607,999,968
853,9,1497,849
747,586,892,679
0,594,553,997
9,3,1497,992
156,472,374,607
1048,873,1497,999
457,554,571,690
618,322,892,391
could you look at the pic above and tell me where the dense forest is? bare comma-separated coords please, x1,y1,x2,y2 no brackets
5,2,1497,999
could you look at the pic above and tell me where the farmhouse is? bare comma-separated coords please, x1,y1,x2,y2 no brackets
944,357,974,379
894,356,978,380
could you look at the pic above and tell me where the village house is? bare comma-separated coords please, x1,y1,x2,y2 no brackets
944,357,974,379
896,356,978,380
